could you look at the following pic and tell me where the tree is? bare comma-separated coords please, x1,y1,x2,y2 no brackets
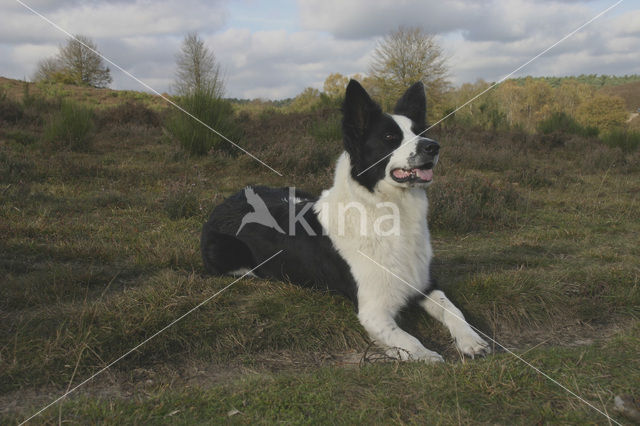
33,35,112,88
33,57,64,82
576,94,628,133
368,26,449,117
169,32,236,156
174,32,223,96
323,73,349,98
289,87,321,111
58,35,112,87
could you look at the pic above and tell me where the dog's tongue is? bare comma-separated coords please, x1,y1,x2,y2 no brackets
415,168,433,181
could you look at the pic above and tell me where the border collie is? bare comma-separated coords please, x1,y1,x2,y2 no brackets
201,80,490,362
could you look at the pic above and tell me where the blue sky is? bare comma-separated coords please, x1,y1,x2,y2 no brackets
1,0,638,99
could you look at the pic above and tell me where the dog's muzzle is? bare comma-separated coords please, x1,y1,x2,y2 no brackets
390,138,440,184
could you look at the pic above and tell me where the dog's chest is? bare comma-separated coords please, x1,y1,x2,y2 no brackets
316,185,433,311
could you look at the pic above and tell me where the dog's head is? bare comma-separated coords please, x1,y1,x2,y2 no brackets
342,80,439,192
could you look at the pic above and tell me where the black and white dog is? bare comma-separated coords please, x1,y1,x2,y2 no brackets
201,80,489,362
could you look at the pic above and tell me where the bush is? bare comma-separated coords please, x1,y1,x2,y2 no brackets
537,112,597,137
309,112,342,143
166,87,241,156
44,100,94,151
601,128,640,153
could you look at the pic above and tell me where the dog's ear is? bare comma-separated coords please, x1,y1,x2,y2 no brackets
393,82,426,128
342,80,381,156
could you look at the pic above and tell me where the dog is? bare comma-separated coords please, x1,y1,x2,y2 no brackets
201,80,490,362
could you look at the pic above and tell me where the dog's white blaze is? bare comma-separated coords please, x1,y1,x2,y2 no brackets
315,152,438,360
385,115,421,182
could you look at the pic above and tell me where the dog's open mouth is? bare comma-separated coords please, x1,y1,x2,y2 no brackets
391,164,434,183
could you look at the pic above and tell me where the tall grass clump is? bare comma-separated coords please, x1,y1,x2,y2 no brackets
44,99,94,151
601,128,640,153
167,87,241,156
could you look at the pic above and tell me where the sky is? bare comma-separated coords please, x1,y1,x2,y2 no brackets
1,0,639,100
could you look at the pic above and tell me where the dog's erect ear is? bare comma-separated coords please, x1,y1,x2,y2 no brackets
393,82,426,128
342,80,381,156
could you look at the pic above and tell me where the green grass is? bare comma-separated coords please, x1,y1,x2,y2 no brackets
43,99,94,151
1,92,639,424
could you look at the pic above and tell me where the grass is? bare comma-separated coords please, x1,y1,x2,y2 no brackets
43,99,94,151
1,82,639,424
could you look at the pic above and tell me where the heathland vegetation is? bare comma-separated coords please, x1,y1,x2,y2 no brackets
1,70,639,422
1,28,639,424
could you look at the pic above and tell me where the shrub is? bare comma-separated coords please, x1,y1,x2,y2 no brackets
166,87,241,156
44,99,94,151
537,111,597,137
601,128,640,153
309,112,341,143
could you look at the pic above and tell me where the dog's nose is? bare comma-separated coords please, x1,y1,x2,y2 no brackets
417,139,440,156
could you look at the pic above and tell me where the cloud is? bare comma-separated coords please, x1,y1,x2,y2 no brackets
209,29,375,98
2,0,228,43
297,0,591,42
441,8,640,85
0,0,638,99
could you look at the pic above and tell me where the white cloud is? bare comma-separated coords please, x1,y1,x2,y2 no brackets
209,29,375,98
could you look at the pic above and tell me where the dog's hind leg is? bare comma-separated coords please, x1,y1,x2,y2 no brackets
420,290,490,358
201,227,256,276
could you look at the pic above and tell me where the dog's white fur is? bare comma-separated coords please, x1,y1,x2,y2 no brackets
315,116,488,362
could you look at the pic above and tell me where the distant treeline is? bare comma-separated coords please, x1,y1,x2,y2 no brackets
226,97,293,108
510,74,640,88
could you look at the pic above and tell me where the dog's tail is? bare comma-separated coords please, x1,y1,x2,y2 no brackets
201,224,256,275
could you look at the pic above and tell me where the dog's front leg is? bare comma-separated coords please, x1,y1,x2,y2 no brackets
420,290,490,358
358,309,444,362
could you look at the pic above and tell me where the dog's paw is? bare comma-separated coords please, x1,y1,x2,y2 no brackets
385,347,444,363
455,329,491,358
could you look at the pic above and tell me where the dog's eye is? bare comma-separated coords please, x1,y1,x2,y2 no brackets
384,133,397,142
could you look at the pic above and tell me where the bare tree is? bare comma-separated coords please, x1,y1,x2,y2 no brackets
174,32,223,96
33,34,112,88
368,27,449,114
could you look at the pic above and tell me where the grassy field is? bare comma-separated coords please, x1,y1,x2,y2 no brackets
1,79,639,424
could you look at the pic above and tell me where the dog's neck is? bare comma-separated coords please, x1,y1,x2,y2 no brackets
314,152,430,238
